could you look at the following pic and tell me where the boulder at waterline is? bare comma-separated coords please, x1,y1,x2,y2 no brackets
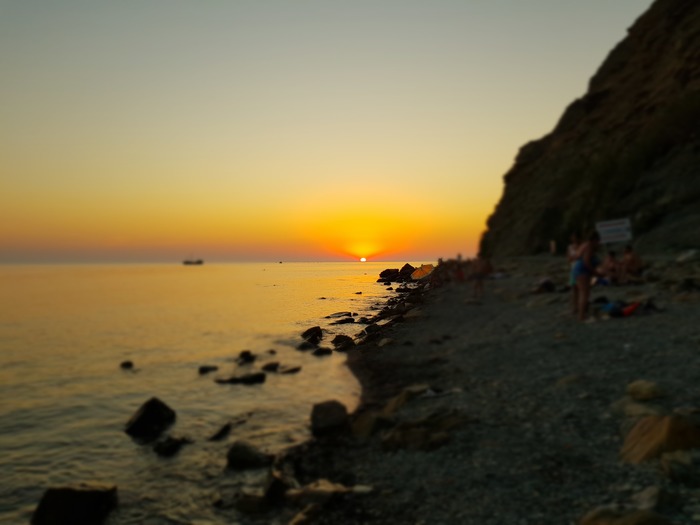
312,347,333,357
31,483,118,525
226,440,272,469
208,422,232,441
301,326,323,344
331,334,355,350
124,397,176,441
310,400,349,437
153,435,193,457
198,365,218,375
215,372,266,385
119,360,133,370
262,362,280,372
236,350,256,365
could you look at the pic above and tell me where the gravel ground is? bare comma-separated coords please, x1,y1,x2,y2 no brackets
277,254,700,525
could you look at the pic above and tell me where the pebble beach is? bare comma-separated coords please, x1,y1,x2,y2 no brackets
279,253,700,525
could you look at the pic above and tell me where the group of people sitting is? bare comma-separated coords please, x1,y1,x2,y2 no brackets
567,232,645,321
596,245,644,285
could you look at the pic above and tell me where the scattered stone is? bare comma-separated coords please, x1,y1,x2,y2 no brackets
216,372,266,385
279,365,302,375
311,400,349,437
325,311,352,319
610,396,666,419
301,326,323,345
351,410,390,440
236,350,256,365
264,467,300,505
31,483,118,525
330,317,355,325
677,250,699,264
198,365,218,375
285,479,352,505
312,347,333,357
288,503,323,525
262,362,280,372
231,488,268,514
382,384,430,417
226,440,272,470
579,506,673,525
331,334,355,350
355,291,362,295
124,397,176,441
119,360,133,370
627,380,664,401
381,409,464,452
208,422,233,441
660,450,700,485
621,414,700,464
153,435,193,457
631,486,677,512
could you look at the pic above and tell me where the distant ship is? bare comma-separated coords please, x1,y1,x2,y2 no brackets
182,259,204,265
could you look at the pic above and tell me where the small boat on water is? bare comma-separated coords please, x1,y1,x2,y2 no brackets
182,259,204,265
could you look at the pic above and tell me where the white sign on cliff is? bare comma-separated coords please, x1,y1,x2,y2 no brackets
596,218,632,244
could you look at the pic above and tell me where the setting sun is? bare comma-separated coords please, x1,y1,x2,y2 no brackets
360,257,367,262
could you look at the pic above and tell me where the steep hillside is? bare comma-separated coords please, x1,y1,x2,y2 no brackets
481,0,700,257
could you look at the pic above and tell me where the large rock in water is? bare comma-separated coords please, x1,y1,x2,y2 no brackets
481,0,700,256
124,397,176,441
226,440,272,469
31,483,118,525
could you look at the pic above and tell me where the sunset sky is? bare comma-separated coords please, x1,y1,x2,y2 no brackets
1,0,652,263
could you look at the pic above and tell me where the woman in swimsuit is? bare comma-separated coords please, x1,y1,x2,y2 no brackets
571,231,601,321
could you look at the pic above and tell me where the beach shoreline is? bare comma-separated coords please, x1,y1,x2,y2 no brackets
277,253,700,524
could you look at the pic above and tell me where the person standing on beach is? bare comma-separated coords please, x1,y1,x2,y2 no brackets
470,255,493,300
571,231,601,321
567,233,581,314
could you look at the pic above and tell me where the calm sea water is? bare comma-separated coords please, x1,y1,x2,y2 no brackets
0,262,409,524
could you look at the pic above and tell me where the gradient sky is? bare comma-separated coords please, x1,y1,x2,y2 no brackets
1,0,652,263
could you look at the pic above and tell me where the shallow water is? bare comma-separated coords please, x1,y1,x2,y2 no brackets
0,261,407,524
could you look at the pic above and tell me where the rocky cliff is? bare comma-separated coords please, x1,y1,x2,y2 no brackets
481,0,700,257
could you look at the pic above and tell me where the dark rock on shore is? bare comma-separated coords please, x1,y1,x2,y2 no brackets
312,347,333,357
216,372,266,385
325,311,352,319
331,334,355,350
378,264,416,284
297,341,317,351
226,440,272,470
311,400,350,437
198,365,218,375
262,361,280,372
279,365,302,375
302,326,323,345
119,360,133,370
208,422,232,441
236,350,256,365
31,483,118,525
330,317,355,325
124,397,176,441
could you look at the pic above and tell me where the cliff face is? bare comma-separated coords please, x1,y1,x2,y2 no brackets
481,0,700,257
